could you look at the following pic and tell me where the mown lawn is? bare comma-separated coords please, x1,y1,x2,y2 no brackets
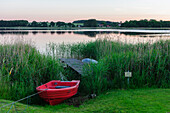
0,88,169,113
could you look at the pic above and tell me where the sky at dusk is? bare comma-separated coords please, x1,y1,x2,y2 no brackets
0,0,170,22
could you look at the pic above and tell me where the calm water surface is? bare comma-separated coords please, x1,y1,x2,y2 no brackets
0,29,170,53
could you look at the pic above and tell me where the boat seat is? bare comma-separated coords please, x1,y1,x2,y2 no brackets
55,86,70,89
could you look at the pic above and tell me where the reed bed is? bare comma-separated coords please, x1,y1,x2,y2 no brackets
48,39,170,94
0,38,169,104
0,41,63,104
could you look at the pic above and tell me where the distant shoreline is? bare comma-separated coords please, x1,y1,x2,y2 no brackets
1,27,170,30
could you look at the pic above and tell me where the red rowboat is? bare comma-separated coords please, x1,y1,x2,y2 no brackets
36,80,80,105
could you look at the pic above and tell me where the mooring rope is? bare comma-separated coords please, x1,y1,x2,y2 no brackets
7,104,13,113
13,103,19,113
0,89,48,110
22,97,30,113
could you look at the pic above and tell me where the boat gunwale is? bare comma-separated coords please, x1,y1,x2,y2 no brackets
36,80,80,91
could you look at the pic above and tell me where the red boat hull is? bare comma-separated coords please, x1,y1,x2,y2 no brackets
36,80,80,105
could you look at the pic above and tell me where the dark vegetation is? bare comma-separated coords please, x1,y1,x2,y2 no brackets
0,39,169,105
121,19,170,27
28,21,75,27
0,20,75,27
1,19,170,28
84,19,97,27
48,39,170,94
0,42,63,104
0,20,29,27
73,19,119,27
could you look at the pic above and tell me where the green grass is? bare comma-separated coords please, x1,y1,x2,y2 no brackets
0,89,169,113
0,38,169,112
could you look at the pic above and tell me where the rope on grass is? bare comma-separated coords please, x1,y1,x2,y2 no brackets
13,96,30,113
22,97,30,113
0,89,48,112
7,104,13,113
14,103,19,113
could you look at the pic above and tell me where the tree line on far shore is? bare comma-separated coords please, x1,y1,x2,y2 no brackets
0,20,29,27
0,20,75,27
0,19,170,27
121,19,170,27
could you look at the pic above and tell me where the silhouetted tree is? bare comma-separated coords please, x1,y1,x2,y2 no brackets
84,19,97,27
30,21,39,27
121,19,170,27
67,23,74,27
41,22,48,27
50,21,55,27
56,22,66,27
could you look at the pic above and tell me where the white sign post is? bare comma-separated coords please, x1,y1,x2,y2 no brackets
125,71,132,85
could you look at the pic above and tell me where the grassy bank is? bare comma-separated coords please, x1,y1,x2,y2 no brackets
0,89,170,113
0,38,169,107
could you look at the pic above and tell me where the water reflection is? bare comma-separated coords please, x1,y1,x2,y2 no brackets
68,31,72,34
40,31,48,34
119,32,161,36
73,31,97,37
50,31,55,34
0,29,170,53
0,31,29,35
0,30,170,38
32,31,38,35
0,30,167,36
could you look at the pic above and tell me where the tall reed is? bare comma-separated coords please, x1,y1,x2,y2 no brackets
1,38,169,101
49,39,170,95
0,42,63,104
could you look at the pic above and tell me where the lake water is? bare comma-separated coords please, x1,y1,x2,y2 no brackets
0,29,170,53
